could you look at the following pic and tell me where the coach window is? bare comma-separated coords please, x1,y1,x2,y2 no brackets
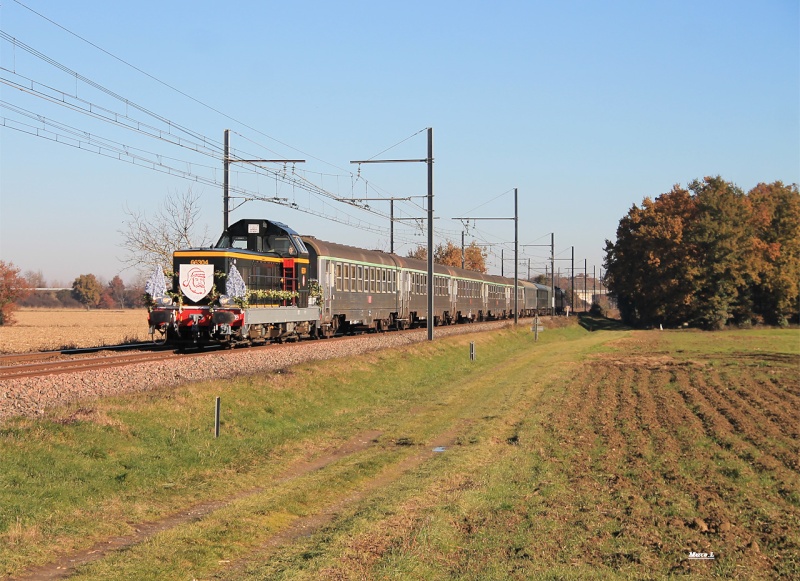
392,271,397,293
357,266,363,292
350,264,356,292
381,269,386,293
335,263,342,291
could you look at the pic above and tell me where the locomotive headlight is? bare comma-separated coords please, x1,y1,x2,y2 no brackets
218,296,237,307
156,296,175,307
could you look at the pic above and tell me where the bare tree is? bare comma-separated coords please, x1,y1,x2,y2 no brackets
119,187,211,272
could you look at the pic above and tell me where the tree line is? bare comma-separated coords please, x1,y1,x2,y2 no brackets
604,177,799,329
0,263,145,325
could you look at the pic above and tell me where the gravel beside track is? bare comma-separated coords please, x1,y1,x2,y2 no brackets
1,321,512,423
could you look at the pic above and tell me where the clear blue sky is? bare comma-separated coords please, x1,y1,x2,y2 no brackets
1,0,797,285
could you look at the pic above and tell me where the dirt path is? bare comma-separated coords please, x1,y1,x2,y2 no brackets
11,430,383,581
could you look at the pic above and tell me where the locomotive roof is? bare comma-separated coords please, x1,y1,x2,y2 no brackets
225,219,300,237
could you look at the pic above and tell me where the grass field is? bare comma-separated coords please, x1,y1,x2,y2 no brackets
1,320,798,579
0,308,151,353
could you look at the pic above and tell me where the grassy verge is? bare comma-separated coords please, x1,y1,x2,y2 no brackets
2,323,798,579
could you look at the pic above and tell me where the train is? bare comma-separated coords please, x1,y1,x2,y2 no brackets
146,218,567,347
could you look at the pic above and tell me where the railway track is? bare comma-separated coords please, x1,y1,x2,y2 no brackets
0,349,183,381
0,319,518,382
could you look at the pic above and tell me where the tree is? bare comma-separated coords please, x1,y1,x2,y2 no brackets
747,181,800,325
604,176,799,329
686,177,753,329
433,241,462,267
107,275,127,308
604,185,699,327
71,274,103,309
406,240,487,272
464,241,488,273
119,187,210,273
0,261,30,325
23,270,47,289
406,246,427,261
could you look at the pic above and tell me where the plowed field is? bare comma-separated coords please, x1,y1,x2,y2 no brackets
516,332,800,577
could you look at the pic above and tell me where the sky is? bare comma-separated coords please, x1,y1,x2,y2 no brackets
0,0,797,285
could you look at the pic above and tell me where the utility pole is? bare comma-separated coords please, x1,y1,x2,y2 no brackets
453,187,519,324
571,246,575,312
223,129,305,231
514,188,518,324
351,128,434,340
551,233,555,314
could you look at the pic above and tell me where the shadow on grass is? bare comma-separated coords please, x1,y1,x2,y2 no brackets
578,313,632,332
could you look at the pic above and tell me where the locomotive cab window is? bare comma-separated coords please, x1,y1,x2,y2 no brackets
231,236,248,250
268,236,297,255
292,235,308,255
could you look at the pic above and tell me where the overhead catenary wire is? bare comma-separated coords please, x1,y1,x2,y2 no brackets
2,5,531,258
0,24,423,241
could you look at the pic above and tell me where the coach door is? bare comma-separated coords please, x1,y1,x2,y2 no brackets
399,270,409,318
324,260,333,318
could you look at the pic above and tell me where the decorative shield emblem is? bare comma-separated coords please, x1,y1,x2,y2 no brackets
180,264,214,302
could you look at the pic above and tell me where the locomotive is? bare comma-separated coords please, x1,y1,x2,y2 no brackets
146,218,561,347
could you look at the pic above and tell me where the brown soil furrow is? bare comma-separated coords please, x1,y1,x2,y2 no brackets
695,368,799,474
595,364,626,468
706,372,800,472
610,368,663,516
651,369,707,453
756,367,800,404
708,367,799,443
676,368,741,453
621,367,650,454
677,367,799,539
545,361,604,467
725,369,800,441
